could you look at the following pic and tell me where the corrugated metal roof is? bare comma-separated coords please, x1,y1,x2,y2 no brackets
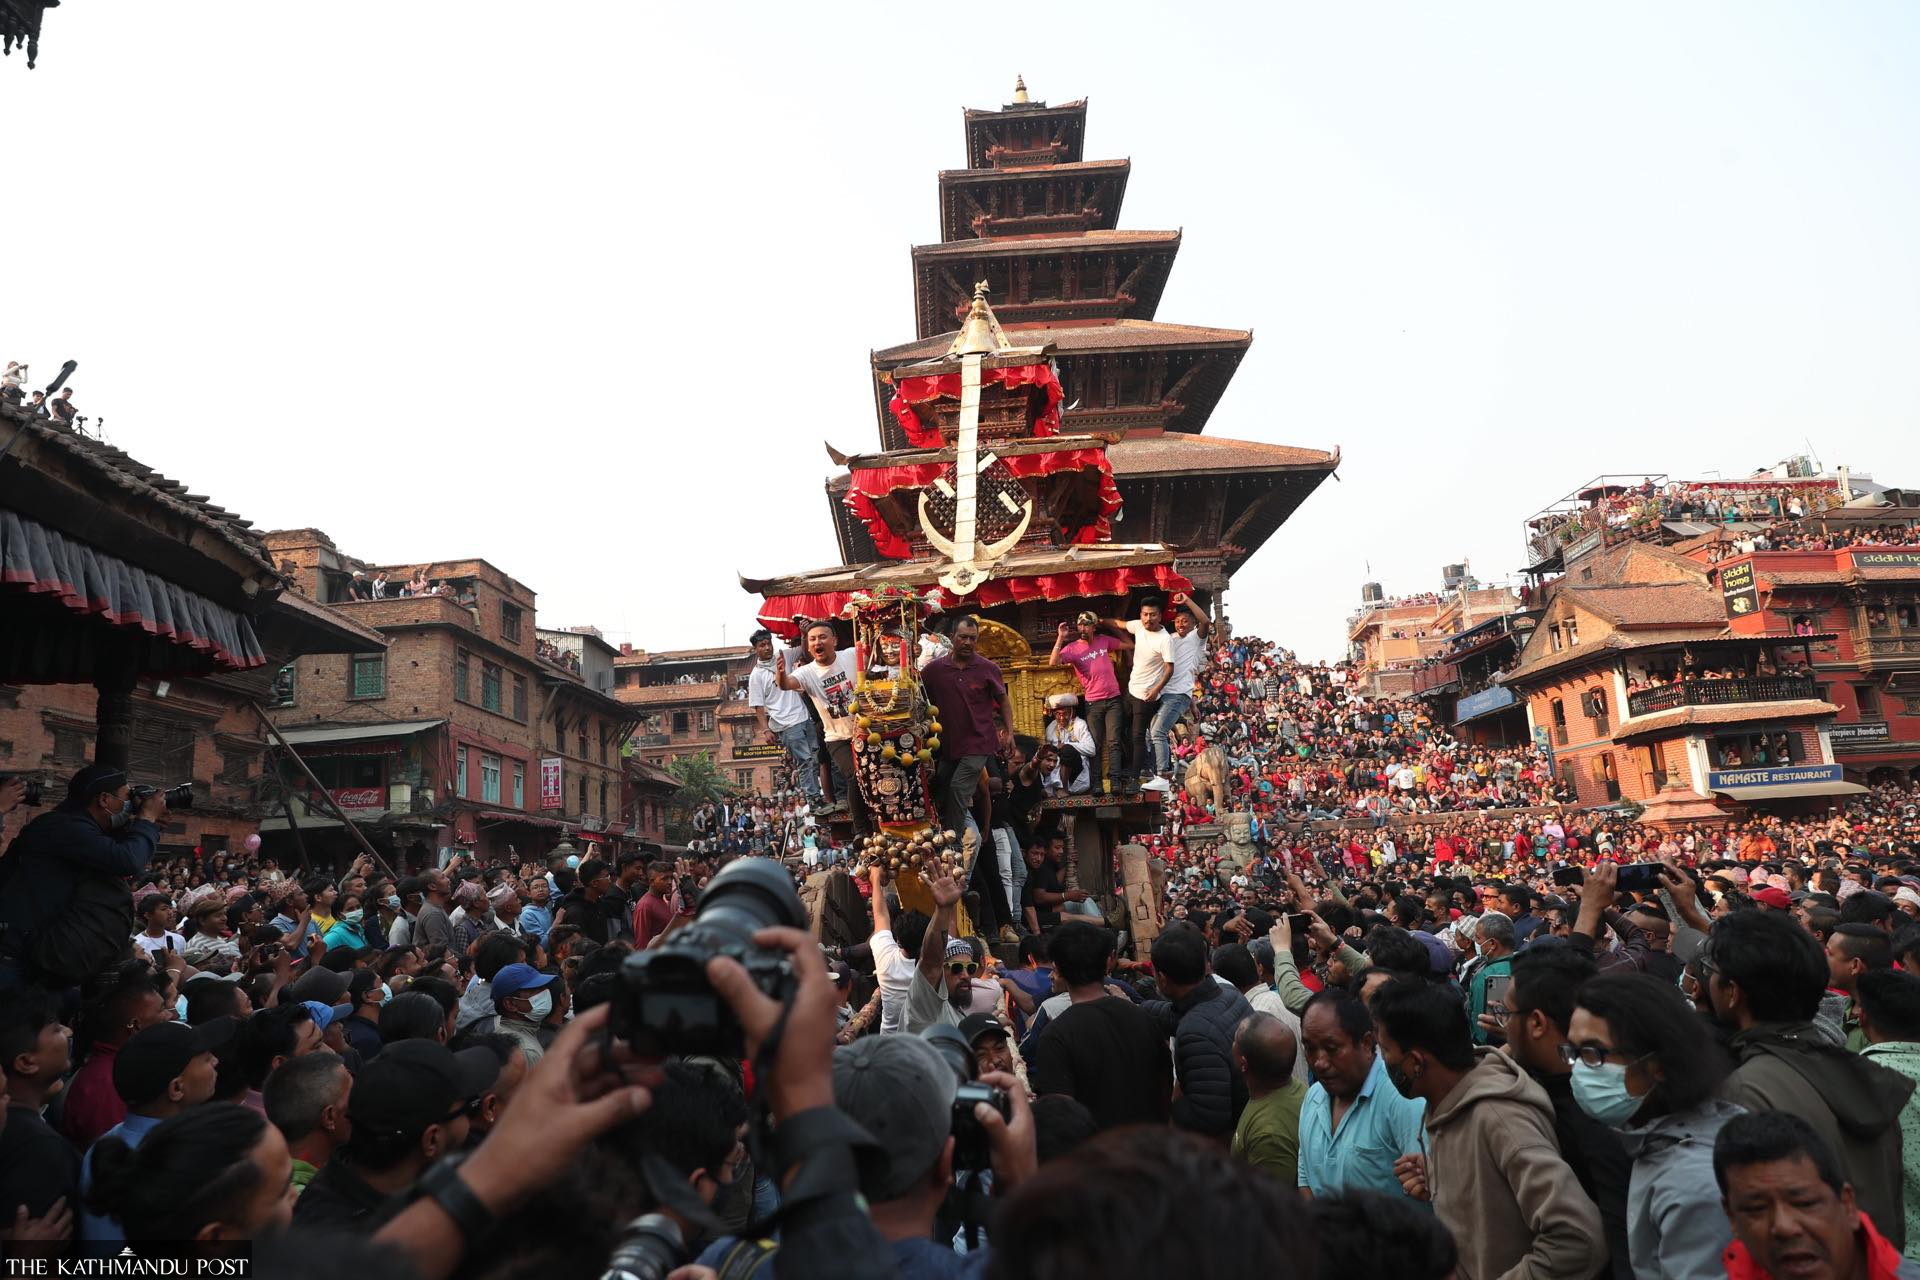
279,719,445,746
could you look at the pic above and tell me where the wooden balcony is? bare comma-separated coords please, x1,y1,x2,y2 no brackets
1626,674,1819,719
1859,633,1920,672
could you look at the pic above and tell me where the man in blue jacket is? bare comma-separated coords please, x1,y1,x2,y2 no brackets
0,763,168,990
1141,924,1253,1137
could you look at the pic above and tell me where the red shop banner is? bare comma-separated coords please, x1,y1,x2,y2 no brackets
540,758,564,811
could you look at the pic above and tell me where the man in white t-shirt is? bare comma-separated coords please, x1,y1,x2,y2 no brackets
1143,592,1211,793
747,628,820,803
131,890,186,959
775,619,871,836
866,866,922,1035
1119,599,1174,791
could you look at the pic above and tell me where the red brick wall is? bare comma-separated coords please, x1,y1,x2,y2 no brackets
0,677,268,859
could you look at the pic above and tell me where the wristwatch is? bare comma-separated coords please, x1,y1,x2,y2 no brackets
413,1152,491,1238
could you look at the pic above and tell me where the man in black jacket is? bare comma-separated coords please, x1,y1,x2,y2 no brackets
1507,943,1633,1279
0,763,168,991
1142,924,1252,1137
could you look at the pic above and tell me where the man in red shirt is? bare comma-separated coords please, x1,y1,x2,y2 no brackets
631,861,677,950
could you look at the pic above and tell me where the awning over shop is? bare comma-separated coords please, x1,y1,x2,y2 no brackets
279,719,445,747
1712,780,1870,801
0,508,266,678
476,809,570,830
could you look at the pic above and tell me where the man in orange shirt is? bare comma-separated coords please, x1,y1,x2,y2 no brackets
1740,825,1777,863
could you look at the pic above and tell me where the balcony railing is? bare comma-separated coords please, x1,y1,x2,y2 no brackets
619,680,725,705
1626,674,1818,718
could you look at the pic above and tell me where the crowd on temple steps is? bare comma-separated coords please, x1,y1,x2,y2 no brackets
2,595,1920,1279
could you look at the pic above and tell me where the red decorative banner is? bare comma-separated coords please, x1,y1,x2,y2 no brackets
886,361,1064,449
540,757,564,811
756,562,1192,640
845,446,1122,559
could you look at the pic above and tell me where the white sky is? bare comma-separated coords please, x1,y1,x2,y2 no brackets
7,3,1918,660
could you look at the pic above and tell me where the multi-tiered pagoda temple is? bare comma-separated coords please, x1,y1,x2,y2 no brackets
744,80,1337,739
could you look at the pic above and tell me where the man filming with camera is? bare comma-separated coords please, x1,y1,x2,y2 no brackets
0,763,170,991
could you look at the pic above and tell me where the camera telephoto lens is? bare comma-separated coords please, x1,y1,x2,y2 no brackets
614,856,806,1058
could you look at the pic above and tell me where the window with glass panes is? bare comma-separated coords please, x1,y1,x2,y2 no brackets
512,674,527,721
454,649,470,702
351,654,385,699
500,602,522,643
577,777,587,811
482,663,503,713
456,745,468,797
512,761,525,808
481,753,501,804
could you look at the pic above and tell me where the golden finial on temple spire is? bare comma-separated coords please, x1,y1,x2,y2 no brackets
1012,75,1029,104
949,281,1008,356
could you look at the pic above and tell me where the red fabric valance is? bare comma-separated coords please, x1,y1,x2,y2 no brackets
886,361,1064,449
844,446,1123,559
756,562,1191,639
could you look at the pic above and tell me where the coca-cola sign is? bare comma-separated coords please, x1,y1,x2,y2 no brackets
330,787,385,812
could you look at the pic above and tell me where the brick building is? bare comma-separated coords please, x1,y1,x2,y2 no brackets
1702,524,1920,786
1347,573,1522,697
2,400,380,865
1502,541,1852,811
613,645,786,795
258,530,641,870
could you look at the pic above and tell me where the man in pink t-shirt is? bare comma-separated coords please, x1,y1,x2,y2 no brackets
1049,611,1132,794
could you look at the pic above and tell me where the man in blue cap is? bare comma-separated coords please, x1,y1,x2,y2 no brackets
489,962,558,1062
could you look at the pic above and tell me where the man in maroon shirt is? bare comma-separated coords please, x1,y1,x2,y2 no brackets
631,861,677,950
920,616,1010,841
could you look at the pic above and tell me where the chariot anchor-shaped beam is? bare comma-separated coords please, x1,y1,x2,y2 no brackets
920,282,1034,596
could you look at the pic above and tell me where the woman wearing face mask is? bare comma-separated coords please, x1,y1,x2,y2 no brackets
1566,972,1743,1279
319,892,372,952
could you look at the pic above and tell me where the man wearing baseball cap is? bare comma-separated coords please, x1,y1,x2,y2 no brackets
957,1012,1014,1079
831,1033,1033,1275
295,1038,499,1231
489,962,558,1062
1048,611,1129,795
78,1017,232,1244
1751,885,1794,912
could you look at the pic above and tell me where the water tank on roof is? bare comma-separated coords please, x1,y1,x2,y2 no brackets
1361,582,1384,605
1441,563,1470,590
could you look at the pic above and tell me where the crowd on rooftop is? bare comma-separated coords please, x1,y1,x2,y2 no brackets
2,360,79,427
7,590,1920,1278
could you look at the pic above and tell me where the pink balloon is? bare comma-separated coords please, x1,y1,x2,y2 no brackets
243,833,262,853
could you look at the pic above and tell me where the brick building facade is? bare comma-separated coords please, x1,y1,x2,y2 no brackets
1504,542,1849,811
613,645,785,795
258,530,641,870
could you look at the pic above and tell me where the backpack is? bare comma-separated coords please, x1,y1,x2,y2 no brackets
709,1237,778,1280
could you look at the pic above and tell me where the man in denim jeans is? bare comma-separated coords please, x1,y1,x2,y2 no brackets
1144,593,1212,794
747,628,820,803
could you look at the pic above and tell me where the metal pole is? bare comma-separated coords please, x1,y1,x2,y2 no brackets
249,702,399,883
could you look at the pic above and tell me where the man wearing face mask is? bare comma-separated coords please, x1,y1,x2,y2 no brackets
0,763,168,991
1465,911,1516,1046
1373,977,1604,1280
489,962,557,1063
340,970,388,1062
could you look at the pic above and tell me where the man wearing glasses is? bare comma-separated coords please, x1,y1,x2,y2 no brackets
904,874,969,1034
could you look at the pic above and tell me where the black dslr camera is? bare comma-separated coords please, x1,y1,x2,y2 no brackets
127,782,193,812
612,856,804,1058
1,773,44,806
921,1024,1012,1172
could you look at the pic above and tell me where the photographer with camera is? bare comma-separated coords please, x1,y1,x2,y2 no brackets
831,1028,1034,1278
0,764,170,992
372,858,899,1280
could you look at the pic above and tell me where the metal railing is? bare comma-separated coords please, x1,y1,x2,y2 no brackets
1626,674,1818,718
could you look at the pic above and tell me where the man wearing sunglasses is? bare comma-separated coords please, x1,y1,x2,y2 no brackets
904,873,970,1034
294,1039,499,1232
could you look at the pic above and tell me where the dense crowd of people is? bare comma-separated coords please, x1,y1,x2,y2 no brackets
6,589,1920,1277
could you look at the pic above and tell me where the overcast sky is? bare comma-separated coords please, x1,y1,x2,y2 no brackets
7,4,1918,659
